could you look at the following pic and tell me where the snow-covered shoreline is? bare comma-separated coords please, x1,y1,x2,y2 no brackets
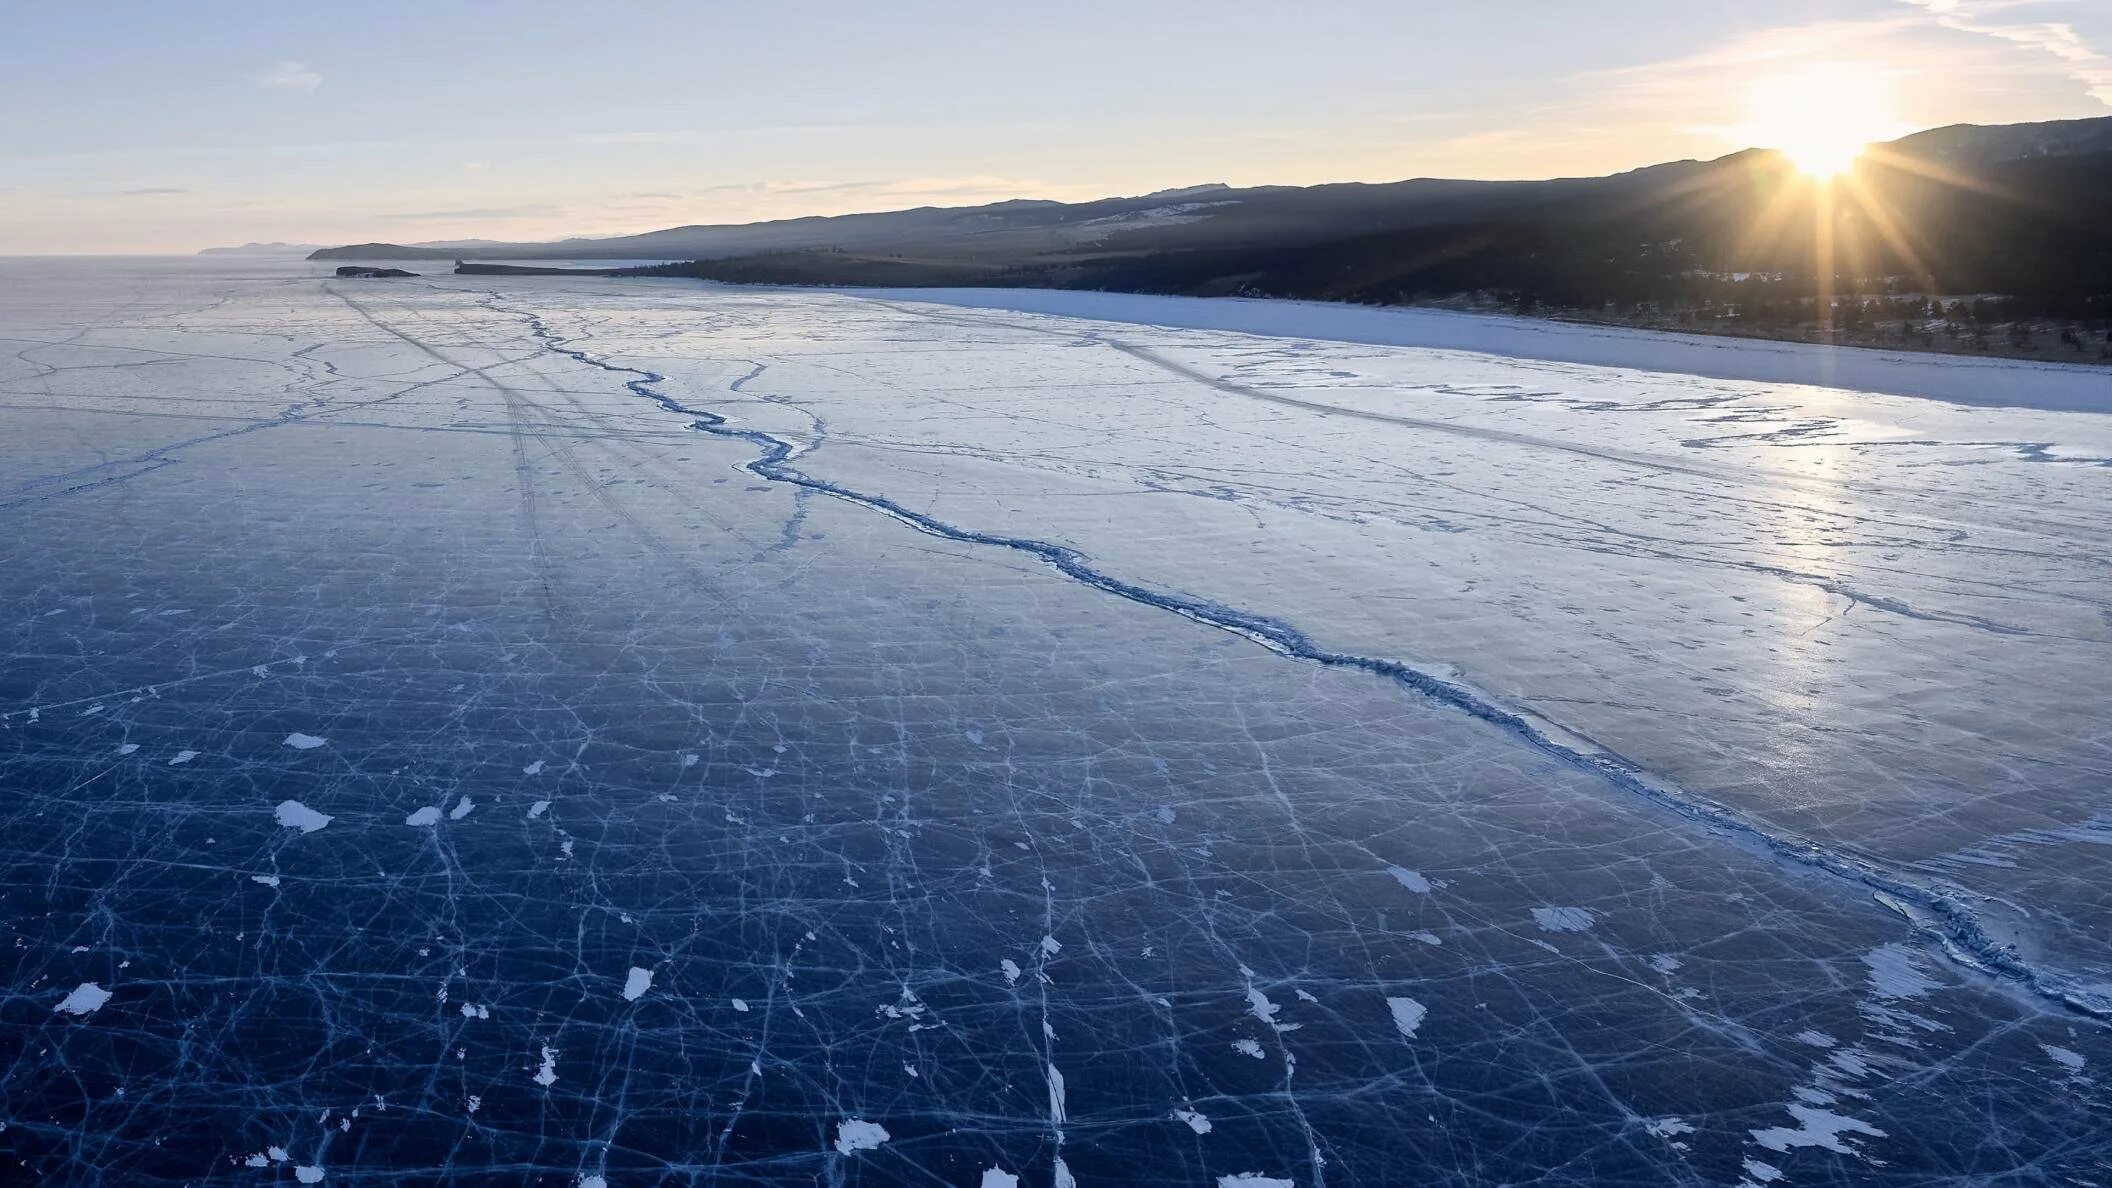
829,286,2112,413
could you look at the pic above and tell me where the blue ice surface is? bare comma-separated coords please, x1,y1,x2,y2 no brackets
0,256,2106,1185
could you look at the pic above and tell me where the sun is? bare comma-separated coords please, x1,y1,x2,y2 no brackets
1740,63,1901,177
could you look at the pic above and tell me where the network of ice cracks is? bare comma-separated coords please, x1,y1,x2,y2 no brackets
0,259,2107,1185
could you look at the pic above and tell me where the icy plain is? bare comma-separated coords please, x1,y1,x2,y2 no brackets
1,257,2108,1185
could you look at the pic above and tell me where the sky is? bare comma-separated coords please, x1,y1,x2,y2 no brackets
2,0,2108,254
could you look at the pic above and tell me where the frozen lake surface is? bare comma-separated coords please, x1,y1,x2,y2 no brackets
2,257,2108,1184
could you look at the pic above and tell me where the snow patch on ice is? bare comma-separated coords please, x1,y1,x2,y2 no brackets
283,733,327,750
1863,944,1939,999
1646,1116,1693,1145
1387,996,1427,1038
622,966,653,1001
2042,1044,2086,1072
1173,1107,1213,1134
56,982,112,1015
1387,866,1433,893
273,800,331,833
833,1118,889,1155
1750,1103,1886,1155
405,806,442,827
1531,906,1596,933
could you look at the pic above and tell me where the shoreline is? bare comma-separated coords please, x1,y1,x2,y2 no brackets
757,283,2112,413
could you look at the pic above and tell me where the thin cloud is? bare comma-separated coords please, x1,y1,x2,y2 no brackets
1582,18,1920,97
1900,0,2112,105
379,205,562,221
255,61,322,91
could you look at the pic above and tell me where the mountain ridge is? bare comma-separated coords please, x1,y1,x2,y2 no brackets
308,116,2112,316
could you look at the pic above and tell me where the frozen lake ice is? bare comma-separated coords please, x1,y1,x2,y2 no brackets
1,256,2107,1184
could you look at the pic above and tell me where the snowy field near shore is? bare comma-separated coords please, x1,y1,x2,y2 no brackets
844,285,2112,411
1,257,2107,1185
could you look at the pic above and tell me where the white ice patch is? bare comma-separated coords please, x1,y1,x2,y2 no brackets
533,1046,558,1086
1047,1063,1067,1125
731,998,750,1012
1233,1038,1265,1058
1646,1116,1694,1142
283,733,327,750
1246,986,1284,1030
1531,906,1596,933
1000,959,1022,985
1219,1176,1295,1188
405,806,442,827
1863,944,1939,999
523,760,545,775
251,874,281,887
980,1170,1020,1188
622,966,653,1001
449,797,474,820
833,1118,889,1155
1173,1107,1213,1134
274,800,332,833
579,1177,605,1188
118,743,139,755
56,982,112,1015
1040,935,1062,956
1649,955,1682,975
1387,996,1427,1038
528,800,551,819
2043,1044,2087,1072
169,750,199,765
1750,1103,1886,1155
295,1167,323,1184
1387,866,1433,893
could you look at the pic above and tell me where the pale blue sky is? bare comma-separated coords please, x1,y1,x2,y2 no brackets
3,0,2107,252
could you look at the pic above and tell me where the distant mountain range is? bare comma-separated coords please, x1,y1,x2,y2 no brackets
200,242,327,256
311,116,2112,312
